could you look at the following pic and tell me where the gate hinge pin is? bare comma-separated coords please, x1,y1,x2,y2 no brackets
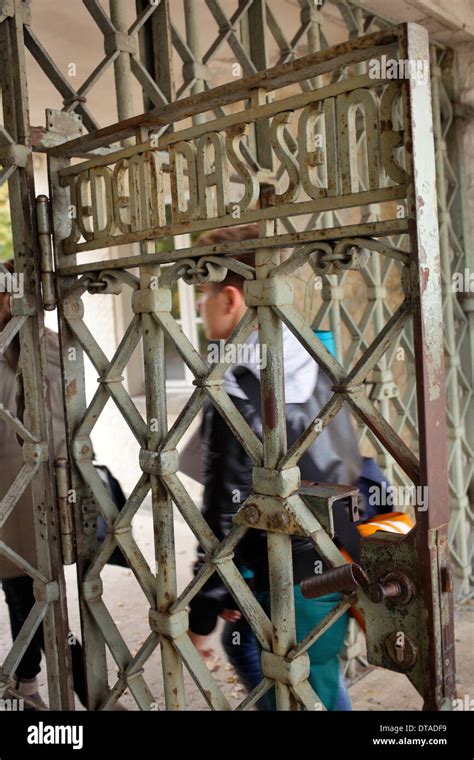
36,194,56,311
55,457,76,565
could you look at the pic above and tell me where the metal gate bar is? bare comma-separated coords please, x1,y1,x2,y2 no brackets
0,0,74,710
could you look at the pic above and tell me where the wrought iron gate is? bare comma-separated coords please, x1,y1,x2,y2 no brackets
0,0,470,713
47,22,455,711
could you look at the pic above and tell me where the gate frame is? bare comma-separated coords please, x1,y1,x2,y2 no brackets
47,22,455,710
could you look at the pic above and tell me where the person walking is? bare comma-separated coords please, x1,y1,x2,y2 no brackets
186,226,362,710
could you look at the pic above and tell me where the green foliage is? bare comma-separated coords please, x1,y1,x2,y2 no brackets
0,184,13,261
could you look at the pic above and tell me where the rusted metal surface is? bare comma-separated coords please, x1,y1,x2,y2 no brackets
51,46,411,254
301,563,368,598
44,21,456,711
48,26,401,159
358,529,437,703
1,0,469,712
401,22,455,709
55,457,76,566
0,0,74,710
299,481,360,533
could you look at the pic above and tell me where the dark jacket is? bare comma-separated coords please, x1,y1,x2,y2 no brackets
188,367,362,635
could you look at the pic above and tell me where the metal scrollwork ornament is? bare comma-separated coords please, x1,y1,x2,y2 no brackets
177,257,228,285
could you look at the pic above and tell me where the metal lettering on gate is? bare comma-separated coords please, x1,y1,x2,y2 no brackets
46,23,455,710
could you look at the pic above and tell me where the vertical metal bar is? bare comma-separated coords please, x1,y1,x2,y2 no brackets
245,1,294,707
0,1,74,710
303,2,344,360
136,0,175,109
184,0,206,126
48,153,109,710
403,23,455,710
242,1,295,706
303,0,324,90
136,162,185,707
109,0,143,399
353,8,395,482
110,0,134,145
245,0,273,171
255,224,297,710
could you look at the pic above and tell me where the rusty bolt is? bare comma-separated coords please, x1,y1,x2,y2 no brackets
366,579,402,604
243,505,260,525
365,572,415,606
81,445,90,456
271,511,290,529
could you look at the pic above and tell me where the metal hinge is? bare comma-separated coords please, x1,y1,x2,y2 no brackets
35,194,56,311
55,458,76,565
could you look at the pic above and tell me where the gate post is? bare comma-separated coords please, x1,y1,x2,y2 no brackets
403,23,456,710
0,0,74,710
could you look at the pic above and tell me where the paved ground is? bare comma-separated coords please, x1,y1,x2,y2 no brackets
1,496,472,711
